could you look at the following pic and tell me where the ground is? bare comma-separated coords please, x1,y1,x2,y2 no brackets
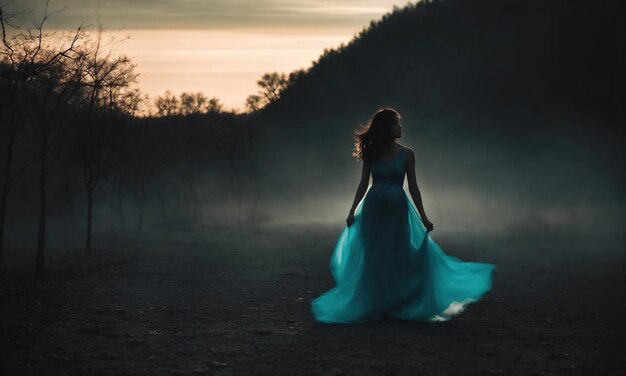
1,224,624,375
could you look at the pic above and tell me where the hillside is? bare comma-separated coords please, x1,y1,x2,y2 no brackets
258,0,623,130
248,0,625,229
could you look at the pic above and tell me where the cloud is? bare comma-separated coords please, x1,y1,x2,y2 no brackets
10,0,405,30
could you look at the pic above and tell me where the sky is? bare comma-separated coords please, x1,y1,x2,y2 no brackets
11,0,409,111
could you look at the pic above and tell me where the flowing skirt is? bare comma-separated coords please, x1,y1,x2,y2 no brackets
311,183,496,324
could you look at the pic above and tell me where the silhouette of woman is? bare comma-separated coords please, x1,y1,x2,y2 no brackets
311,108,496,324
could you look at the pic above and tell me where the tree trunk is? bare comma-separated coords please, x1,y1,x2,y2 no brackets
250,184,261,224
117,178,125,231
62,173,74,213
136,183,145,234
36,126,48,282
85,187,93,252
0,186,7,273
237,176,245,224
0,135,14,273
188,180,195,220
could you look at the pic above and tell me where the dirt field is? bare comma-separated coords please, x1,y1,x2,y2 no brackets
1,224,624,375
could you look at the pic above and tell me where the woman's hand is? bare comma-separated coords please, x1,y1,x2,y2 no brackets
423,217,434,231
346,211,355,227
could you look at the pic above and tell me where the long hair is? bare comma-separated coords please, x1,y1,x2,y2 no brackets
353,107,401,162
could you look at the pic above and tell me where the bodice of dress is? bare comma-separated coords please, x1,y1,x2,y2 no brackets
371,147,406,187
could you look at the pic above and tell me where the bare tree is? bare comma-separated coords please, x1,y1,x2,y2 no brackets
154,90,179,116
225,126,257,223
171,125,216,220
245,94,263,113
72,27,139,252
257,72,288,103
245,71,292,112
0,1,84,279
125,123,170,234
154,91,223,116
180,92,206,115
206,96,223,113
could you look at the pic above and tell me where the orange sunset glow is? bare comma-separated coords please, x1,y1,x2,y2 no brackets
109,28,355,111
15,0,406,112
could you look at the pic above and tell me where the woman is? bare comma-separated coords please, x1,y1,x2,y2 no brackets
311,107,496,324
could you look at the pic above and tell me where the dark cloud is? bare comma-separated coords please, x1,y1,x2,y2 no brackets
11,0,400,30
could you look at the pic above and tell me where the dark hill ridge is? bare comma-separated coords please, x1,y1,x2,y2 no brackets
249,0,624,230
259,0,623,129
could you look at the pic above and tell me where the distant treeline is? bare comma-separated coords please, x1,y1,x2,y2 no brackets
1,0,624,280
150,70,302,116
0,3,263,280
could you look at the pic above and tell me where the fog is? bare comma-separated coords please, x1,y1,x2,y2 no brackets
4,113,622,254
2,0,623,254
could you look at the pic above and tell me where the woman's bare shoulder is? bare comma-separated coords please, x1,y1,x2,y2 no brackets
400,144,415,158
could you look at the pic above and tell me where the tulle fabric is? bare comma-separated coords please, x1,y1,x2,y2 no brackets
311,148,496,324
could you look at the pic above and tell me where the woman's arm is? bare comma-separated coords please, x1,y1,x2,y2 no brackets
346,161,371,226
349,160,371,213
406,148,434,231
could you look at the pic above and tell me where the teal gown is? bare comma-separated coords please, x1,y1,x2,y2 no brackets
311,146,496,324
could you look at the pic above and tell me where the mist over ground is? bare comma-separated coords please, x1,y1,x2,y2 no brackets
1,1,625,375
2,0,624,250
